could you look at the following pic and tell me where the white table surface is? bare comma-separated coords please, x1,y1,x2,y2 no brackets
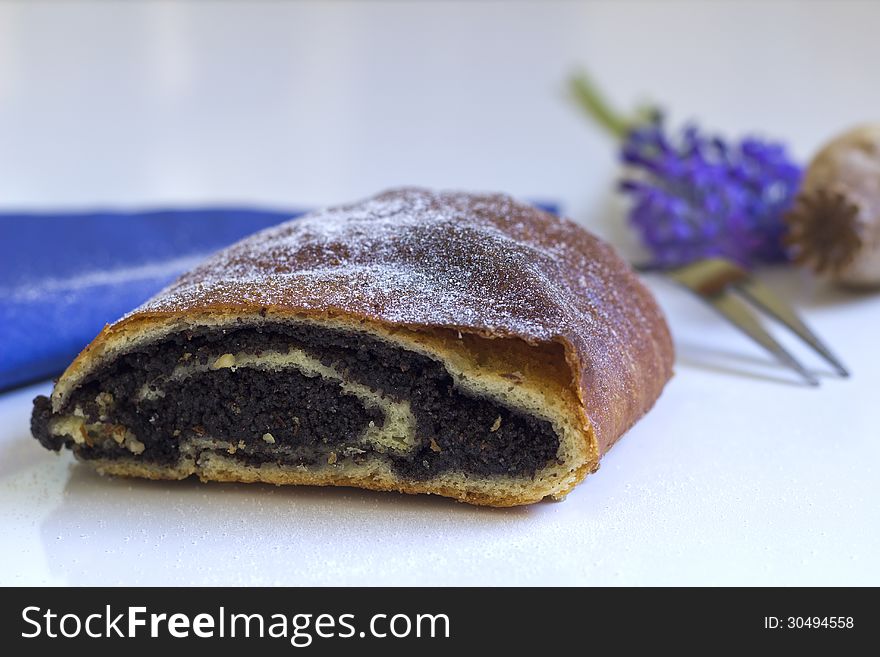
1,0,878,586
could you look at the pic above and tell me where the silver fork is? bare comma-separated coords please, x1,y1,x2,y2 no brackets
642,258,849,386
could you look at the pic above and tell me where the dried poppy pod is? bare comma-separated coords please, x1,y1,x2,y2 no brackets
785,124,880,288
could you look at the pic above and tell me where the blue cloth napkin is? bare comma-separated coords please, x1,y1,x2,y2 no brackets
0,208,304,391
0,201,559,392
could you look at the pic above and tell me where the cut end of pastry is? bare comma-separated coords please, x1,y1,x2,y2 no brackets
32,316,595,506
30,188,673,507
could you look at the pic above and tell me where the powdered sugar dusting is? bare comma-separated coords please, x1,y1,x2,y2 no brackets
142,190,600,336
134,188,673,451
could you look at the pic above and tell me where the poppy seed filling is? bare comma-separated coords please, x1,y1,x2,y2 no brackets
31,324,561,480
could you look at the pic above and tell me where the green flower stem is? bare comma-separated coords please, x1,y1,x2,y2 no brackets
569,71,632,140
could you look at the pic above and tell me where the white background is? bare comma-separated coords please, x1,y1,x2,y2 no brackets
0,0,878,585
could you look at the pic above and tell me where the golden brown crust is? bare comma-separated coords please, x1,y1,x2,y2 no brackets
88,455,596,508
46,188,674,506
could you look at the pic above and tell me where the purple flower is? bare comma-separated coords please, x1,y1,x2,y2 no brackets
620,114,802,268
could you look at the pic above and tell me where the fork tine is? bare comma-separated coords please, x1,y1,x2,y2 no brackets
661,257,837,385
734,278,850,377
705,291,820,386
